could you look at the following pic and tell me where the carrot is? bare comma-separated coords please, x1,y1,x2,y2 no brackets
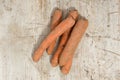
61,55,73,74
50,10,79,67
59,17,88,66
32,15,75,62
47,9,62,55
50,29,71,66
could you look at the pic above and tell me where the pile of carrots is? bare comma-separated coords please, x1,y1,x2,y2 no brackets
32,8,88,74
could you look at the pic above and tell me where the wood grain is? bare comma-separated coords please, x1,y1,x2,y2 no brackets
0,0,120,80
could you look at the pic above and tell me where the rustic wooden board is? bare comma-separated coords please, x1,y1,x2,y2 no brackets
0,0,120,80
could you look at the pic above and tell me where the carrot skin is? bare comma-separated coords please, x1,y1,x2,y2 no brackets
47,9,62,55
32,16,75,62
59,18,88,66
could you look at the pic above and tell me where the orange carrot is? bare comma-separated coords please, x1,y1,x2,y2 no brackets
47,9,62,55
50,29,71,66
61,55,73,74
59,17,88,66
32,15,75,62
50,10,79,67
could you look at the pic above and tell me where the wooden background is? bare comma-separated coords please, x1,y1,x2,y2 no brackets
0,0,120,80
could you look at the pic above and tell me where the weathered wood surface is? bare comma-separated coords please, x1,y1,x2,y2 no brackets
0,0,120,80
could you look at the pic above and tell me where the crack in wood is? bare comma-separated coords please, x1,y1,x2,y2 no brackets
85,33,120,41
95,46,120,57
107,11,119,27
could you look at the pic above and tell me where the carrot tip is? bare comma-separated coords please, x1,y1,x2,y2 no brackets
46,50,51,55
51,63,58,67
32,53,39,62
61,67,69,74
51,60,58,67
32,57,39,62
